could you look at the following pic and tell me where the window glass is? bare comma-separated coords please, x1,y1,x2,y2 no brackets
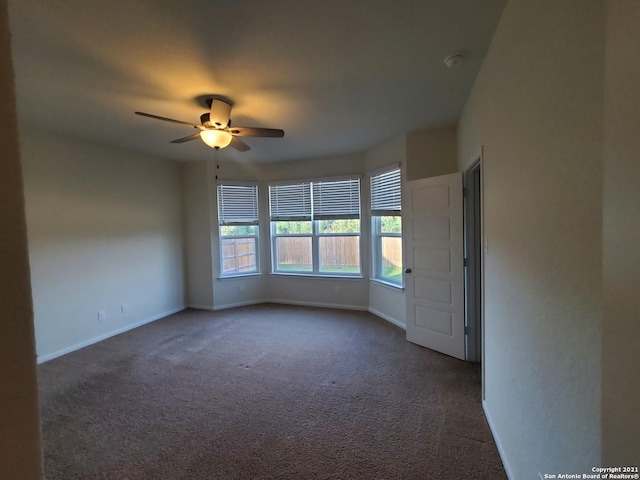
217,183,259,277
275,236,313,272
380,236,402,283
220,225,258,236
319,236,360,274
221,238,257,275
269,178,361,276
380,216,401,234
274,221,312,235
370,168,402,286
317,219,360,235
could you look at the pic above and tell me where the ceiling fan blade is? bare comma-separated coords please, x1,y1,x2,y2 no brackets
209,99,232,128
135,111,201,128
229,136,251,152
170,132,202,144
229,126,285,138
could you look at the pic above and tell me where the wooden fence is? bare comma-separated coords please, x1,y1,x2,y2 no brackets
381,237,402,267
221,238,256,274
276,237,312,266
223,236,402,272
276,236,402,267
277,237,361,267
319,237,359,267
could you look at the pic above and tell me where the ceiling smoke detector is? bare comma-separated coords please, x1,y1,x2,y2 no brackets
444,54,465,69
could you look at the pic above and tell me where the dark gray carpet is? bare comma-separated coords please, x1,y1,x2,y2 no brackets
38,304,505,479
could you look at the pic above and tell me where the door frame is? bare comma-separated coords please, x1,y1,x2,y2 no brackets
463,152,484,396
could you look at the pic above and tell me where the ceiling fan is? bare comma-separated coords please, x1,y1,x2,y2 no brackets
135,98,284,152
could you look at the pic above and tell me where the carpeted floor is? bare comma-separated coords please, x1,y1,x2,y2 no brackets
38,304,505,479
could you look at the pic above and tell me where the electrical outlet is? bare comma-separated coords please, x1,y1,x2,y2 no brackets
238,284,245,293
97,310,106,321
121,303,129,314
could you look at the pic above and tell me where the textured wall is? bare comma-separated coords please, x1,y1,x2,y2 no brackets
21,127,185,360
458,0,604,476
406,125,457,181
365,136,406,325
0,0,43,475
182,161,216,309
602,0,640,464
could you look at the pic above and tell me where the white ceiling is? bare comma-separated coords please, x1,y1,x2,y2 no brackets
8,0,505,163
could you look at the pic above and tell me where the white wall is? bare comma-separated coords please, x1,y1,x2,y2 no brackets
0,0,43,474
183,161,215,309
21,126,185,361
258,151,365,182
602,0,640,464
365,137,407,327
457,0,604,476
406,125,457,181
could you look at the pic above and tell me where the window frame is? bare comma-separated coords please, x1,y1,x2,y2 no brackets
271,220,313,273
217,182,260,278
315,219,361,275
370,166,403,288
371,215,403,287
269,177,362,277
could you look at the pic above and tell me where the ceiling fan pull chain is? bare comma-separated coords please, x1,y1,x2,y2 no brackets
215,147,220,180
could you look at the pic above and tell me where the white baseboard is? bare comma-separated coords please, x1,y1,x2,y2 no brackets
198,300,392,319
266,298,368,312
482,400,513,480
212,299,266,311
37,301,399,364
187,304,215,311
37,306,186,364
368,307,406,330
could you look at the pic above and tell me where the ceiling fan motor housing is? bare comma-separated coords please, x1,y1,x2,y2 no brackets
200,113,211,127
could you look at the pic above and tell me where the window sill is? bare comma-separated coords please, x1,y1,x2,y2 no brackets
370,278,404,292
217,273,262,281
269,272,364,280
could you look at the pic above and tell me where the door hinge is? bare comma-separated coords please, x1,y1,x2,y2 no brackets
463,258,468,267
464,326,469,335
463,187,469,198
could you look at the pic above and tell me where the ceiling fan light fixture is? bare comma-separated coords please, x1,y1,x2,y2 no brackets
200,129,232,149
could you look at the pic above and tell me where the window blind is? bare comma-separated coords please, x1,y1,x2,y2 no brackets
312,178,361,220
217,184,259,225
269,182,312,221
370,168,401,216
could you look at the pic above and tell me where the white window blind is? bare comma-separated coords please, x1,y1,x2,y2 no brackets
269,183,312,221
217,184,259,225
312,178,361,220
370,168,401,216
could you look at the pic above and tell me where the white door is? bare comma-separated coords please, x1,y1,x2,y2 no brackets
404,172,465,360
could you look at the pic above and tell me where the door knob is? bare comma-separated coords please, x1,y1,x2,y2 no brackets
404,268,412,274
